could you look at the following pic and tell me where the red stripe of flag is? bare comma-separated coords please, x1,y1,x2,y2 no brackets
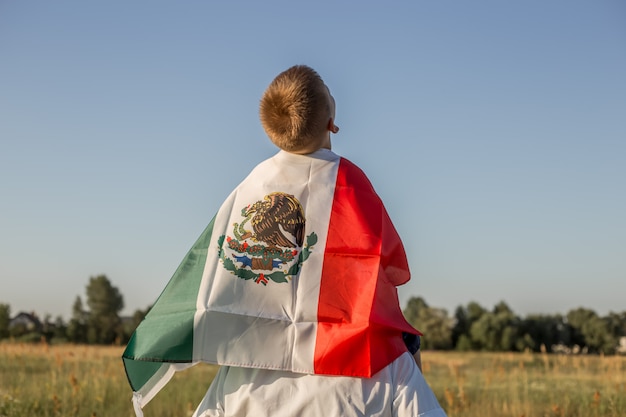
314,158,420,377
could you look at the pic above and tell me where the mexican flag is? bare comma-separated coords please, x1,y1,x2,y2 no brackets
122,149,419,415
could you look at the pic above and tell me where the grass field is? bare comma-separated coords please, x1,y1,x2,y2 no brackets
0,343,624,417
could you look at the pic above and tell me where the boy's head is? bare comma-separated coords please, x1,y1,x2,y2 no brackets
260,65,338,154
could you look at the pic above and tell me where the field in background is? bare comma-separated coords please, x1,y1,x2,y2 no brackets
0,343,624,417
422,350,625,417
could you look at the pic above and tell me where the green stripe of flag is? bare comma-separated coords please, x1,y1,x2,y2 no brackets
122,217,215,391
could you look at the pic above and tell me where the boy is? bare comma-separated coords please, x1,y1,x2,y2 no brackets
123,65,446,417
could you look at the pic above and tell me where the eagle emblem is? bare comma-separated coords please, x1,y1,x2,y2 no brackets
218,192,317,285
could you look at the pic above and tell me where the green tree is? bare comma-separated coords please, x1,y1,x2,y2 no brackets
403,296,429,325
520,314,568,352
452,305,468,348
452,301,487,351
564,307,618,353
566,307,597,346
587,316,617,354
403,297,453,350
469,301,521,351
605,311,626,339
85,275,124,344
0,303,10,339
52,315,68,342
67,296,87,343
419,306,453,350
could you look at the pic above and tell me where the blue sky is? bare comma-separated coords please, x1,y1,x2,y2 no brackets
1,1,624,320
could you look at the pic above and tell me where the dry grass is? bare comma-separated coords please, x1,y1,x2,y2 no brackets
421,350,626,417
0,343,624,416
0,343,217,417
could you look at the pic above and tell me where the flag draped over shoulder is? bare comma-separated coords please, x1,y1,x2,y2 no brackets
122,149,420,415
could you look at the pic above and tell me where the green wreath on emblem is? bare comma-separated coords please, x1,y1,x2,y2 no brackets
217,232,317,285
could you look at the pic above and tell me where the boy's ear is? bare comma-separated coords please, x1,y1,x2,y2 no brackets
328,118,339,134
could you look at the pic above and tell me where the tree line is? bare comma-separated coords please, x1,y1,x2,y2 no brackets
403,297,626,354
1,275,625,354
0,275,148,345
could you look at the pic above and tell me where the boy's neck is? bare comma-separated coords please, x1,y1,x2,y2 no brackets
289,134,331,155
320,134,331,151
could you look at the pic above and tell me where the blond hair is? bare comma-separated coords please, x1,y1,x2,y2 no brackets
259,65,331,152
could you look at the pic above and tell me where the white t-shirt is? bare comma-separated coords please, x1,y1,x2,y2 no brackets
193,352,447,417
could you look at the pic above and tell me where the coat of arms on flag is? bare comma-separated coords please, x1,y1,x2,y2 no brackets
218,192,318,285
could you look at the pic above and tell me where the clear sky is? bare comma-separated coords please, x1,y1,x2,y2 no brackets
1,1,624,320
